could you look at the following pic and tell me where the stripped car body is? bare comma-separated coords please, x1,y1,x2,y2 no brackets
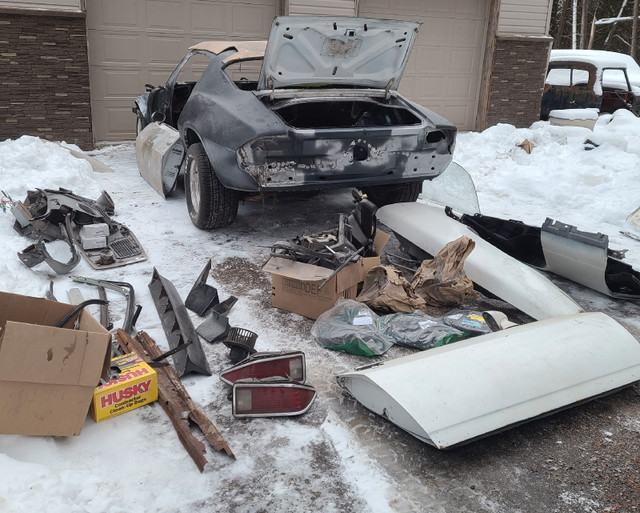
134,16,456,228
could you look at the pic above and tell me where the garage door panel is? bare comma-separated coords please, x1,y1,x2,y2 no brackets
232,4,276,36
413,47,448,74
146,0,186,32
360,0,488,130
419,19,483,47
91,69,144,98
94,34,146,65
147,36,191,63
88,0,277,141
92,101,139,140
449,48,478,73
87,0,142,29
191,4,229,33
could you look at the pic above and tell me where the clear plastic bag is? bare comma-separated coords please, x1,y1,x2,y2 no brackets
310,299,393,356
379,311,467,350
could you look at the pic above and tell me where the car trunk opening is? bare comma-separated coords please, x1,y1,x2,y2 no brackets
266,98,422,129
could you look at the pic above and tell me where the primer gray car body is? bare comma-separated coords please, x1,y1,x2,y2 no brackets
134,16,457,228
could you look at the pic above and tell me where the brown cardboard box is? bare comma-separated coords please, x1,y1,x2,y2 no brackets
263,230,391,319
0,291,111,436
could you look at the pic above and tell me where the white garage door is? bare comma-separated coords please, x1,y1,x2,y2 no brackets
86,0,278,142
359,0,488,130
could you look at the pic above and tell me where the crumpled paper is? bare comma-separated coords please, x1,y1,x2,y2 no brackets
356,265,426,313
411,235,476,306
357,235,476,312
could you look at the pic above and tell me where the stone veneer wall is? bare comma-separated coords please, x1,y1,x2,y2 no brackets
486,35,553,128
0,8,93,149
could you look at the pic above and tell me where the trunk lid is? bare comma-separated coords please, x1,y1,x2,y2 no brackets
258,16,419,91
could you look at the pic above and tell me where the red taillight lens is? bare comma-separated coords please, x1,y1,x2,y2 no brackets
232,381,316,418
219,352,306,385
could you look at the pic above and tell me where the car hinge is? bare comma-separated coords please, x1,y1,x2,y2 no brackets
267,76,275,99
385,78,395,100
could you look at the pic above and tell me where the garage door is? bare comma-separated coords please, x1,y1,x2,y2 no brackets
359,0,488,130
86,0,278,142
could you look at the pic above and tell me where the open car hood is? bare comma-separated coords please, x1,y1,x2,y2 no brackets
258,16,419,91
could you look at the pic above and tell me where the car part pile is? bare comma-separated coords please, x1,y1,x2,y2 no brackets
269,193,379,291
12,188,147,273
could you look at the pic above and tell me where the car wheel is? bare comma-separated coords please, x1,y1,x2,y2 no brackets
185,143,239,229
362,181,422,207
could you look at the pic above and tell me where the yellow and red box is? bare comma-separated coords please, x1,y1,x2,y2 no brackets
92,352,157,422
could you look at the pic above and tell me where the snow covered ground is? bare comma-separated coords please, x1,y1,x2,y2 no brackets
1,110,639,512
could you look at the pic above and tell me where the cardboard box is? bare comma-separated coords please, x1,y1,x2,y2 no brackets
263,230,390,319
0,291,111,436
92,352,158,422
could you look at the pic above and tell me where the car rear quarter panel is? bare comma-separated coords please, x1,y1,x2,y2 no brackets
178,63,288,191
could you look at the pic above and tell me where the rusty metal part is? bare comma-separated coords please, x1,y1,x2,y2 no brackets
148,268,212,377
116,329,234,469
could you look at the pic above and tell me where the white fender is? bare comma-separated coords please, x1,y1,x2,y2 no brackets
377,202,582,320
337,312,640,448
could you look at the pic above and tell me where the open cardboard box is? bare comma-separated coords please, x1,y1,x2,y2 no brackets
0,291,111,436
263,230,390,319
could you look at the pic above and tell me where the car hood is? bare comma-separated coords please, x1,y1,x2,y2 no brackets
258,16,420,91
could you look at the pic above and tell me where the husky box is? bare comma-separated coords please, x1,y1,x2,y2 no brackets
92,352,158,422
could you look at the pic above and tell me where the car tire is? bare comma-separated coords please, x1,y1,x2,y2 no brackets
185,143,239,229
135,112,146,136
362,181,422,207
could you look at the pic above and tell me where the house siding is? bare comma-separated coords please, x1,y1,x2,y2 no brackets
286,0,356,16
486,34,553,128
0,8,93,148
0,0,81,12
498,0,552,36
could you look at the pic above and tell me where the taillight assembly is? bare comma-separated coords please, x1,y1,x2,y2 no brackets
219,351,306,385
232,379,317,418
219,351,316,418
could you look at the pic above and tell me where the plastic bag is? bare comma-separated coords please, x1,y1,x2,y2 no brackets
310,299,393,356
442,310,492,335
379,311,468,350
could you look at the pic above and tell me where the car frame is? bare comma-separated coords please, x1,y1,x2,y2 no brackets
133,16,457,229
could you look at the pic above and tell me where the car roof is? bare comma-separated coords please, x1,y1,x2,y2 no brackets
188,41,266,64
550,49,637,69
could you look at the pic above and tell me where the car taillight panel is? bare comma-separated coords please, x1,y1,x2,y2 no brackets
219,351,306,385
232,381,317,418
